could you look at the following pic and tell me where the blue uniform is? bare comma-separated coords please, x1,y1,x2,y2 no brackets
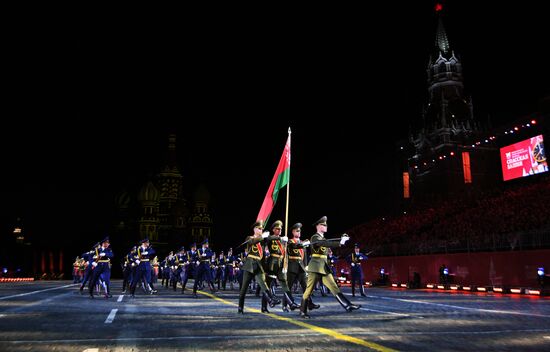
130,244,156,296
88,246,114,298
192,246,215,296
346,251,367,297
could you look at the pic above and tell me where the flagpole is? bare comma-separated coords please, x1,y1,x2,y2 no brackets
283,127,291,273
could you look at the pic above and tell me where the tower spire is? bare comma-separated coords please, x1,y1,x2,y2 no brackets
435,17,450,55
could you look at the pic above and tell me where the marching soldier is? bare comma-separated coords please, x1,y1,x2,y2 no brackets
238,220,281,314
300,216,360,318
347,243,367,297
129,238,157,297
264,220,300,312
192,239,216,297
88,236,114,298
286,222,320,312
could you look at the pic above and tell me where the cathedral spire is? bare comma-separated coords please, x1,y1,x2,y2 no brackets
165,134,178,169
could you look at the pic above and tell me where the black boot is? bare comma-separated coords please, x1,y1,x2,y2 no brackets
299,298,310,318
336,292,361,312
352,285,356,297
263,290,281,307
281,293,289,312
238,295,245,314
308,297,320,310
320,285,328,297
261,295,270,313
284,292,300,311
360,285,366,297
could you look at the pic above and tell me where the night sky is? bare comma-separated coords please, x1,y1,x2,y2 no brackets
3,2,549,253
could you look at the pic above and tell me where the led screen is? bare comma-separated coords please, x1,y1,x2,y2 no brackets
500,134,548,181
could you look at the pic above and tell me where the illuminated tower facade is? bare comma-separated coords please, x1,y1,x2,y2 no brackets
403,4,498,201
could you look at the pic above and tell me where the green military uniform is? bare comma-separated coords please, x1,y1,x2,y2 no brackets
264,220,299,312
238,220,281,314
286,222,319,311
300,216,361,318
302,231,342,298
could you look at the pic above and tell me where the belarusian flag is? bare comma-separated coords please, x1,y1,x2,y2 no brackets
257,134,291,222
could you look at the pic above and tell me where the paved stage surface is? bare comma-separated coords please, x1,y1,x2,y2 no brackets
1,280,549,351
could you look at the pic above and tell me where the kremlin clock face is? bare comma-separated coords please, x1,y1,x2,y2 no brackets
533,142,546,163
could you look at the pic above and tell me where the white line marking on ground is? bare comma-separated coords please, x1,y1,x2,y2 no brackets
82,349,99,352
104,309,118,324
117,295,124,302
0,284,76,300
360,307,419,318
543,336,550,339
367,295,550,318
5,329,550,344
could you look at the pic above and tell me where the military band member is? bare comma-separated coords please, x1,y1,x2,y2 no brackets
347,243,367,297
223,248,237,290
73,256,82,283
215,251,226,290
79,243,98,294
122,246,136,293
172,247,186,292
88,236,114,298
300,216,360,318
326,247,339,287
181,243,198,293
238,220,281,314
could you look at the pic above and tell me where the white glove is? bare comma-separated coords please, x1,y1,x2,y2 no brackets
135,260,140,265
351,263,355,267
91,262,98,267
280,236,288,243
302,240,310,247
142,251,148,255
340,235,350,245
131,263,135,267
93,255,98,259
282,268,287,274
261,231,270,239
196,261,200,266
305,265,309,271
99,252,106,257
